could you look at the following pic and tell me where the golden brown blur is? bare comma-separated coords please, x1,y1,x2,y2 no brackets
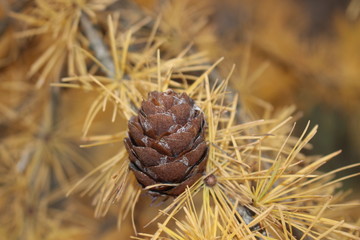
0,0,359,239
207,0,360,190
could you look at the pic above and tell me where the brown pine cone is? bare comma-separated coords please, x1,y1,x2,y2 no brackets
124,89,208,196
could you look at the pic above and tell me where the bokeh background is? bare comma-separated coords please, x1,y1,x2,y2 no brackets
1,0,359,239
204,0,360,192
205,0,360,191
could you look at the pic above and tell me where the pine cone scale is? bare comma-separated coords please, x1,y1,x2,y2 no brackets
130,163,157,186
162,132,194,156
164,173,203,196
182,141,208,166
125,89,208,196
148,162,188,182
139,113,176,138
132,146,165,167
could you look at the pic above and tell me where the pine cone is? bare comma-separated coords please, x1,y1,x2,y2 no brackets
124,89,208,196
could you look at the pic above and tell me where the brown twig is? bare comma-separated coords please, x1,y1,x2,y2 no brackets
80,13,115,78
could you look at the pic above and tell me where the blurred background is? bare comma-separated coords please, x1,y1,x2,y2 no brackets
1,0,359,239
204,0,360,191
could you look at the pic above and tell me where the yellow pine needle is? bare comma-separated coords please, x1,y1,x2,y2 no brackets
248,204,274,229
28,44,58,77
299,197,332,240
120,31,132,79
144,15,162,53
66,148,127,196
185,57,224,95
9,11,45,26
107,15,120,79
78,47,113,76
157,49,162,92
316,220,345,239
276,206,290,240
